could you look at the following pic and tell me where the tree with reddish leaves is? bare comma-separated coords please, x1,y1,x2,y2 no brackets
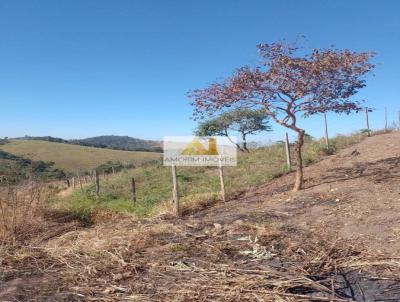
189,41,375,191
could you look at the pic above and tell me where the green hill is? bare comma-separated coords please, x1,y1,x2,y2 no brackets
15,135,162,152
0,140,161,173
70,135,162,152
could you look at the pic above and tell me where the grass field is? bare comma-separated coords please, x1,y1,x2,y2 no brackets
0,140,161,173
58,132,367,221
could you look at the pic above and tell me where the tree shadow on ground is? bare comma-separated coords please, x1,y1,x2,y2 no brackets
305,156,400,189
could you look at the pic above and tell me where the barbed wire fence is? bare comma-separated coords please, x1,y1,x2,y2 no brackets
1,106,399,218
283,106,400,167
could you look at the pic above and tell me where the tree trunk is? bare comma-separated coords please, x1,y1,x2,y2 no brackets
237,144,245,152
242,133,249,152
131,177,136,204
293,130,305,191
94,170,100,198
224,129,244,152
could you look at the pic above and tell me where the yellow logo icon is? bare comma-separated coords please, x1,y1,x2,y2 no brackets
181,137,219,155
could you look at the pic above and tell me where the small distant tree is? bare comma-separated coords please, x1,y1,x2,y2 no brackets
224,109,271,152
189,41,374,191
195,109,271,152
195,115,244,151
195,117,227,137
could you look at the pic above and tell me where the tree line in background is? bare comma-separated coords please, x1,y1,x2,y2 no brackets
12,135,162,153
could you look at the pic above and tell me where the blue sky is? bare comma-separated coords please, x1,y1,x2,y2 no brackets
0,0,399,142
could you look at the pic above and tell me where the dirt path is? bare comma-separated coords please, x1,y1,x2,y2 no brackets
1,133,400,301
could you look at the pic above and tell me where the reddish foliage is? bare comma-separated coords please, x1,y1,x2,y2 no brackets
189,41,375,190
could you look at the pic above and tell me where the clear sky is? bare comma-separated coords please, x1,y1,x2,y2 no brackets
0,0,399,142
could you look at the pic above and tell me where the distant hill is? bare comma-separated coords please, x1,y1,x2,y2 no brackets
70,135,162,152
15,135,162,152
0,140,161,173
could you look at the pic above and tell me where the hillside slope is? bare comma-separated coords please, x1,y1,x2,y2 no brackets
197,131,400,253
0,140,161,173
70,135,162,152
1,132,400,301
15,135,162,152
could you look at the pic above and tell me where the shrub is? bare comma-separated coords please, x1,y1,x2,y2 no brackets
303,156,314,166
315,145,336,156
0,182,49,244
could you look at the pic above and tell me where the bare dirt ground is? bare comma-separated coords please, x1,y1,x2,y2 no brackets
200,131,400,255
1,132,400,301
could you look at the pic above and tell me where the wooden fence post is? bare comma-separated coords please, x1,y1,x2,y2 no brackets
365,107,371,136
131,177,136,204
78,172,83,191
171,165,180,217
218,158,226,202
72,177,75,189
398,110,400,131
323,113,329,148
385,107,388,132
284,133,292,171
94,170,100,197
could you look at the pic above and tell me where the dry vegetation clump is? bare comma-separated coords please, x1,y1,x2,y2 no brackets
156,192,221,217
0,181,51,244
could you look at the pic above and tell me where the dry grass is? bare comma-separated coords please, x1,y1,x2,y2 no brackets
3,216,393,301
0,182,49,244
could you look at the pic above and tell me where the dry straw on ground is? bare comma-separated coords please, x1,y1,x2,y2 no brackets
0,215,392,301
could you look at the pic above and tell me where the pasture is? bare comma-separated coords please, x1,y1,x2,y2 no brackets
0,140,161,173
